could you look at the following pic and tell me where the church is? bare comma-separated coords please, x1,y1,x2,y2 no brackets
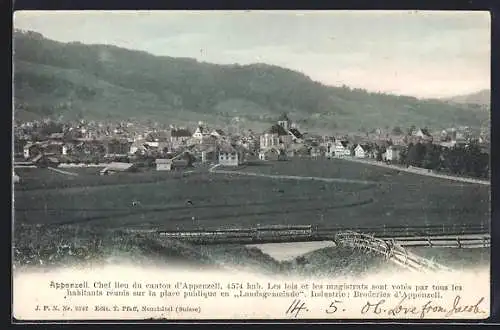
259,113,304,160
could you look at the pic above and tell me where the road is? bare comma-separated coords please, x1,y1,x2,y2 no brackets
341,157,490,185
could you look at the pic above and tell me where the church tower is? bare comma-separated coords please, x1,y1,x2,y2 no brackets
278,113,290,131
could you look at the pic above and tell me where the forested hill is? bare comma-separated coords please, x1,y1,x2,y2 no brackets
444,89,490,107
12,29,488,132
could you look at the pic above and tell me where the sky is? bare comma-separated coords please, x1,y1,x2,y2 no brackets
13,10,491,99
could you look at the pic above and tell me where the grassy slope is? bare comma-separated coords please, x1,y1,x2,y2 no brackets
13,30,489,132
14,159,490,230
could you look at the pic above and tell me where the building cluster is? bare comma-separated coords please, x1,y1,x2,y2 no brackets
13,114,490,173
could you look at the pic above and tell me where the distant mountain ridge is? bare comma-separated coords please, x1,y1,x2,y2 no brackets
12,29,489,133
444,89,490,107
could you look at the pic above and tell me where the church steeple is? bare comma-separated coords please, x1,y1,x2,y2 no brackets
277,113,290,130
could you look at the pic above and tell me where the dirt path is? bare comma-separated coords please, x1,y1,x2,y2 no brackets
208,164,377,185
340,157,490,185
47,167,79,176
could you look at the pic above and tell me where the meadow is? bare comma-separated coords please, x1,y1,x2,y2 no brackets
13,158,490,232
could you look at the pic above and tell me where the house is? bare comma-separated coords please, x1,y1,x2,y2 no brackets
105,139,132,156
324,141,335,158
210,129,226,139
192,124,212,144
354,144,370,158
310,143,322,159
333,140,351,158
23,142,39,159
384,145,404,162
100,162,137,175
62,143,71,156
155,159,172,171
201,150,217,163
13,172,20,184
411,128,433,142
218,144,241,167
129,140,148,155
390,134,407,146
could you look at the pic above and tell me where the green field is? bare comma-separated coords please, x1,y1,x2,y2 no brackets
13,158,490,231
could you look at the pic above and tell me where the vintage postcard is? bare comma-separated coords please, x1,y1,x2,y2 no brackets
12,10,491,321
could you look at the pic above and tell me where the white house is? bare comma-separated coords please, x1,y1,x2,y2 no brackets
13,172,20,184
129,140,148,155
384,145,404,162
218,147,240,166
192,125,204,141
334,141,351,158
354,144,369,158
23,142,36,159
155,159,172,171
411,128,433,142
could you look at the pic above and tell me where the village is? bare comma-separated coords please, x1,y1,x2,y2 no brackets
13,113,490,181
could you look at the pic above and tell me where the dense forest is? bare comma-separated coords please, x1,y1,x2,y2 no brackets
400,142,490,179
12,30,489,132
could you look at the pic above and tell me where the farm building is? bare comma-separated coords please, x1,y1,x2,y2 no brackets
155,159,171,171
13,172,20,184
100,162,137,175
154,158,190,171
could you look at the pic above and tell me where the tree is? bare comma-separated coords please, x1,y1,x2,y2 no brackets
406,142,425,167
421,143,440,170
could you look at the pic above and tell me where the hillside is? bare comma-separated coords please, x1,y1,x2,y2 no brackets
12,30,489,132
444,89,490,107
